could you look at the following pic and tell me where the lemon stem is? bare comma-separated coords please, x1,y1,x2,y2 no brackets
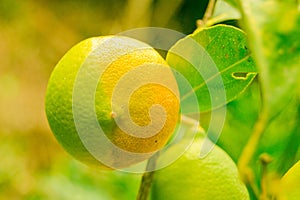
136,152,160,200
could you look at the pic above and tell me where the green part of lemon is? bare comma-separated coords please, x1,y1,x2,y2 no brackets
151,137,250,200
45,36,179,170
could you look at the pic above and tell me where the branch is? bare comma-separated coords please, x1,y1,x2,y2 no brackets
136,153,160,200
197,0,217,27
259,154,273,200
238,109,268,182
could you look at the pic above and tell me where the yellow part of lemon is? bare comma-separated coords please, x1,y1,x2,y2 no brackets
277,160,300,200
45,36,179,170
151,137,250,200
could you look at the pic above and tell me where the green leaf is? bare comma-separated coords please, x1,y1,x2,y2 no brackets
256,97,300,175
223,0,239,8
201,79,300,198
209,0,241,25
238,0,300,117
167,24,257,114
227,90,299,172
209,80,261,163
213,80,300,185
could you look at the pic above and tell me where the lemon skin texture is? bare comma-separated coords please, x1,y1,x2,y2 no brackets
45,36,179,169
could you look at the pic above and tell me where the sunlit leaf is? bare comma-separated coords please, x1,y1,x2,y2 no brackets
167,24,257,113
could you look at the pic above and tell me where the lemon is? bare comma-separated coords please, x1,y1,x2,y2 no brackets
277,160,300,200
45,36,179,169
151,137,250,200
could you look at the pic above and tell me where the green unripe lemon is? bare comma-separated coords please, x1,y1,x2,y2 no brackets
45,36,179,170
151,137,250,200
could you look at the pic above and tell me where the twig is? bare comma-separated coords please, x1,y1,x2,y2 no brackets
197,0,217,27
136,152,160,200
238,109,268,182
259,154,272,200
238,75,268,182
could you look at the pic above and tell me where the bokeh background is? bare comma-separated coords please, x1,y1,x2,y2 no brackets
0,0,210,199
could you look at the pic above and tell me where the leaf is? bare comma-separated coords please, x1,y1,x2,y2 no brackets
212,80,300,196
238,0,300,117
208,80,261,163
277,160,300,200
204,79,300,200
166,24,257,114
209,0,241,25
256,97,300,175
224,0,239,8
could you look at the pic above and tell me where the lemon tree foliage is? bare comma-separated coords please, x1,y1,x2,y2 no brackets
239,0,300,190
237,0,300,117
217,0,300,199
167,25,257,113
214,78,300,194
211,71,299,171
209,81,261,163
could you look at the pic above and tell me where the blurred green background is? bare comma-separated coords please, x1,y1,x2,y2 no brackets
0,0,209,199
